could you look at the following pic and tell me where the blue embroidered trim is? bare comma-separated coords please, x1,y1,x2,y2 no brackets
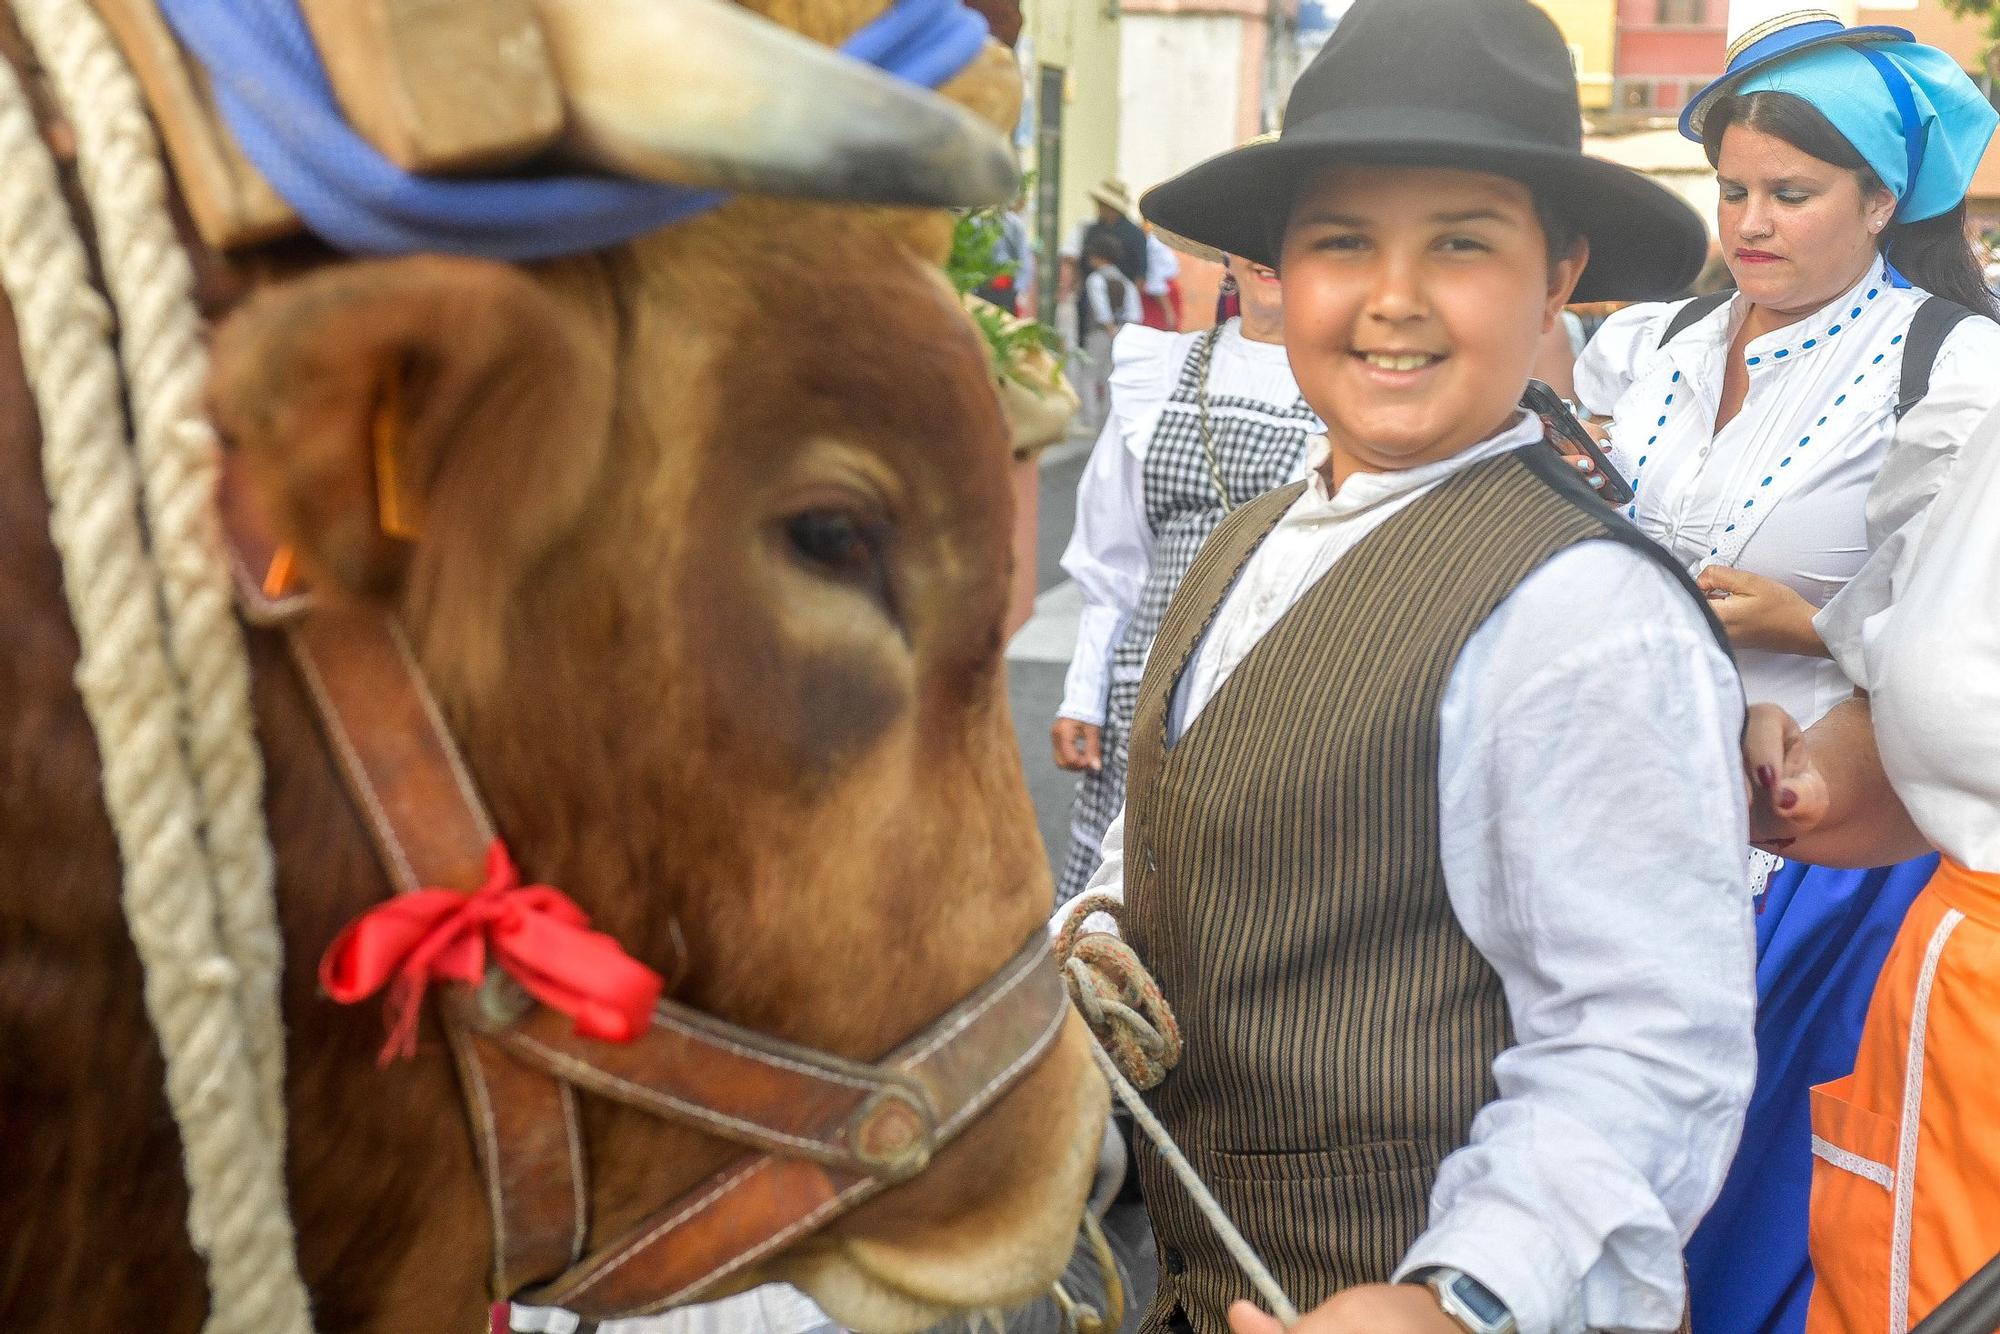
1745,271,1888,367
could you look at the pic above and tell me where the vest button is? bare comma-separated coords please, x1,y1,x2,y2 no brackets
1144,845,1158,873
1164,1246,1187,1275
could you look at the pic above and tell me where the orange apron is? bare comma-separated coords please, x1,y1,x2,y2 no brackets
1806,858,2000,1333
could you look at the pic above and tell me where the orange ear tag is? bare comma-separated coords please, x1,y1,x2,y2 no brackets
371,374,426,542
261,544,296,600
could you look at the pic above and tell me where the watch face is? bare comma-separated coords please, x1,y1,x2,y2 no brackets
1454,1275,1511,1327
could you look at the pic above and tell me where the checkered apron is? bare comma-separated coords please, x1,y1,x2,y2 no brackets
1056,334,1317,900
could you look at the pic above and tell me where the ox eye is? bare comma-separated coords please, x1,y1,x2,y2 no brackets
784,506,892,601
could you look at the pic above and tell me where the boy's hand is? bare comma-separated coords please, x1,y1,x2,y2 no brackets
1696,566,1825,657
1228,1286,1460,1334
1051,718,1103,772
1744,702,1829,850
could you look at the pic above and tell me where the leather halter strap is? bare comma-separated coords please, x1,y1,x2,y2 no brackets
216,460,1068,1316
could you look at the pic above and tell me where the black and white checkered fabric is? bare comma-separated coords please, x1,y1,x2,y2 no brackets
1057,334,1317,901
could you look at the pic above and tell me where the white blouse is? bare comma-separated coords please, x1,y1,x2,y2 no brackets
1819,400,2000,874
1057,321,1313,723
1574,257,2000,728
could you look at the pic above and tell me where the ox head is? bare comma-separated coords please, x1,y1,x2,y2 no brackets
202,3,1104,1326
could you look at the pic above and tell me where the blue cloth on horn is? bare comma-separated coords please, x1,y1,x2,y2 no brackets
154,0,989,260
1683,853,1937,1334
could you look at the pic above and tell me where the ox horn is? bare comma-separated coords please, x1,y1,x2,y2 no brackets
533,0,1019,208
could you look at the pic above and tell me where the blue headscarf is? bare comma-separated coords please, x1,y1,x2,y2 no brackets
1731,41,1998,222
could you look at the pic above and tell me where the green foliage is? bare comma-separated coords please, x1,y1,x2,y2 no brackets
947,208,1011,294
965,298,1066,390
1938,0,2000,44
949,207,1065,391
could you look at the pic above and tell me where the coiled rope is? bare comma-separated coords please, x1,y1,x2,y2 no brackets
1056,893,1300,1327
0,1,311,1328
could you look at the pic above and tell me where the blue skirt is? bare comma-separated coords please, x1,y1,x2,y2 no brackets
1683,854,1937,1334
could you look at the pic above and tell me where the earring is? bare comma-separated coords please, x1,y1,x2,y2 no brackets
1869,218,1886,233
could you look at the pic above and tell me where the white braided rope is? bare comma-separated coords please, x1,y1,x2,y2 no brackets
12,0,288,1155
0,13,313,1333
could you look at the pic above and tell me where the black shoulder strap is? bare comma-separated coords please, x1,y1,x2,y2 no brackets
1895,296,1976,420
1657,290,1734,349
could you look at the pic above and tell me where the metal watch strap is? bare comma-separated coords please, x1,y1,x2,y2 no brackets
1411,1267,1517,1334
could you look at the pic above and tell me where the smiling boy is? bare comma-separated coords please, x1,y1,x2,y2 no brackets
1056,3,1760,1334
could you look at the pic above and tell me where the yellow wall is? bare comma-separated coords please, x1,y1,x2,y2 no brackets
1536,0,1617,109
1022,0,1124,251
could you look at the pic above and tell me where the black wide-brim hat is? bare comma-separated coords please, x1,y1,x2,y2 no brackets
1142,0,1709,303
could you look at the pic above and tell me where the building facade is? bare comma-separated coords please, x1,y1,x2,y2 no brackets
1021,0,1124,317
1538,0,1618,109
1611,0,1727,117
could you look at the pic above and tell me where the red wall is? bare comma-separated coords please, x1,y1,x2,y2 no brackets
1618,29,1726,77
1614,0,1726,109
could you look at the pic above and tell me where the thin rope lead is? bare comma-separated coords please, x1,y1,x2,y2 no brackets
1089,1043,1300,1327
1058,893,1297,1326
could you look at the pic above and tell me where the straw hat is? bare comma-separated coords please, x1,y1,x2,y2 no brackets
1680,1,1915,137
1087,179,1136,217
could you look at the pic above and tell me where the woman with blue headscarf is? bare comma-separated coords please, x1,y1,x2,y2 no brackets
1570,6,2000,1333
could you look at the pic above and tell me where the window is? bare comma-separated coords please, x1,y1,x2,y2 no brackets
1617,78,1692,112
1655,0,1706,23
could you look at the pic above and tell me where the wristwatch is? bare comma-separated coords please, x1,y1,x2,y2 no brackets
1410,1266,1517,1334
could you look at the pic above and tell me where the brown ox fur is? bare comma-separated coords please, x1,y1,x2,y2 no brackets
0,12,1102,1328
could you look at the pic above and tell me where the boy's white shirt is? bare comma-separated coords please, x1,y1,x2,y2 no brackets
1055,414,1756,1334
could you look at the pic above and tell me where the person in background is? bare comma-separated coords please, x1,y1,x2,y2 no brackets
1744,394,2000,1334
1051,246,1317,901
978,200,1035,316
1077,233,1144,430
1067,180,1149,339
1141,229,1184,330
1568,6,2000,1331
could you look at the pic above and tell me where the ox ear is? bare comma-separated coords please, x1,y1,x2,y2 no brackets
209,256,614,602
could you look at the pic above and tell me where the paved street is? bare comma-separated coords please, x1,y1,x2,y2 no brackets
1001,428,1163,1334
1006,428,1095,876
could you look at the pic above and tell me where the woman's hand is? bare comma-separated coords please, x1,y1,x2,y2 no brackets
1229,1286,1459,1334
1696,566,1828,657
1051,718,1103,772
1743,702,1830,851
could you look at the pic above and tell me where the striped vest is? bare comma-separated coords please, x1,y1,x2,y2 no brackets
1122,444,1724,1333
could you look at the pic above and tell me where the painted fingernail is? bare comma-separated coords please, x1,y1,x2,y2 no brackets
1778,787,1798,810
1588,474,1605,489
1757,765,1776,789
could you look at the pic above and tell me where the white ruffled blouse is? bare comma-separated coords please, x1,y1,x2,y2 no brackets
1574,256,2000,728
1057,321,1314,724
1819,396,2000,874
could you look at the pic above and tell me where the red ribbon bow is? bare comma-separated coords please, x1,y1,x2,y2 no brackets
319,840,664,1065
